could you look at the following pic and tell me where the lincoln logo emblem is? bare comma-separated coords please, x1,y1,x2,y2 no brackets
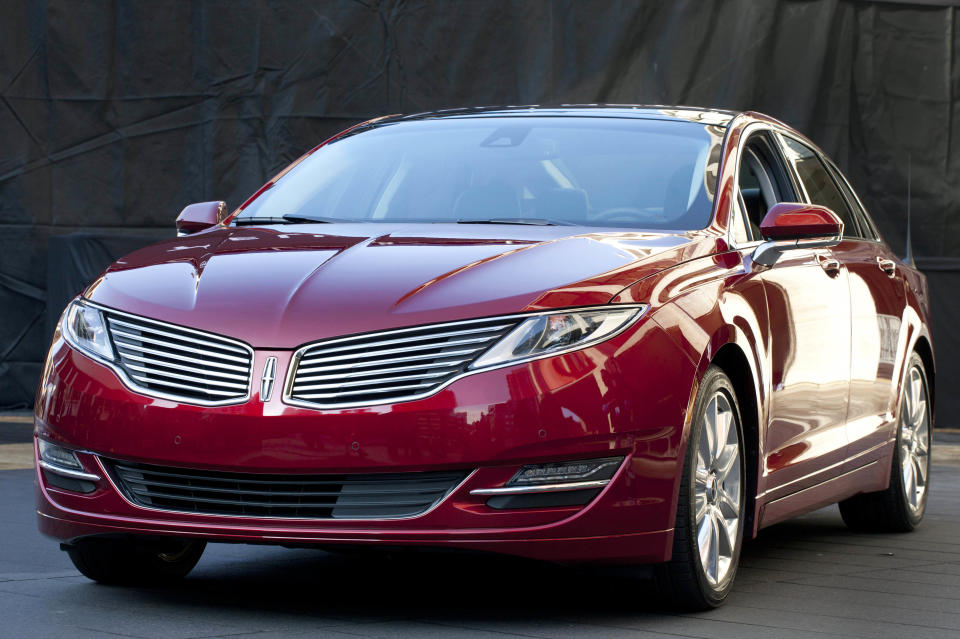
260,357,278,401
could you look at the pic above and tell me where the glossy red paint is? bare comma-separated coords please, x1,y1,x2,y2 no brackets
175,201,227,235
81,225,704,348
759,203,843,239
36,106,934,566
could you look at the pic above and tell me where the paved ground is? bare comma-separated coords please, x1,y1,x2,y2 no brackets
3,417,960,638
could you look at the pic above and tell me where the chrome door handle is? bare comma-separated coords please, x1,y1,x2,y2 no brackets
877,258,896,276
817,254,840,275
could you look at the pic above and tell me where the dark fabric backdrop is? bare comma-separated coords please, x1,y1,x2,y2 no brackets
2,0,958,419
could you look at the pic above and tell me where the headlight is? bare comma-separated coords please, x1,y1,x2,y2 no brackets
470,305,646,370
62,300,114,361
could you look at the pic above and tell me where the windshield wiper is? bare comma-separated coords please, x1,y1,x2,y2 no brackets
456,217,569,226
234,214,348,226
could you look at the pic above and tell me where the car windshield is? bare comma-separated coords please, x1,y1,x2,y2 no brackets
235,116,724,230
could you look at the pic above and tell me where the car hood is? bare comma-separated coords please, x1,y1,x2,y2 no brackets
84,223,713,348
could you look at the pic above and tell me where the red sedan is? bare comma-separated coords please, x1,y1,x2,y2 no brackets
34,106,934,609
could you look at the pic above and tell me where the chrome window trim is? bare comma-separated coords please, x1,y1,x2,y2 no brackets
774,131,876,242
67,300,255,407
823,158,884,244
95,455,477,523
283,303,648,411
726,122,802,251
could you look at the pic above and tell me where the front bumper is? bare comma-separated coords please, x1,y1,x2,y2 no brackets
35,317,696,563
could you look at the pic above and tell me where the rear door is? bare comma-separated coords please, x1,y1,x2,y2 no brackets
825,159,907,467
776,135,905,474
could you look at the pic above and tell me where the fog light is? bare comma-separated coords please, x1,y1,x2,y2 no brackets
37,439,101,494
38,439,83,471
507,456,623,486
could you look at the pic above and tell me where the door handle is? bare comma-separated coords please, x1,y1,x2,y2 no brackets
817,254,840,275
877,257,897,276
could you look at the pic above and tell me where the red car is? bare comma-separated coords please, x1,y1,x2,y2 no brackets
35,106,934,609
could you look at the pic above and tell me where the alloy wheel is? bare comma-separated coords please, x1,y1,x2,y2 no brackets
900,365,930,515
694,390,742,586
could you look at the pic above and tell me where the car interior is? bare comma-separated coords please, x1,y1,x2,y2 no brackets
736,134,798,242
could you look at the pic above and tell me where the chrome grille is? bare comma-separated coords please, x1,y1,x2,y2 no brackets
107,459,468,519
104,311,253,404
288,316,523,408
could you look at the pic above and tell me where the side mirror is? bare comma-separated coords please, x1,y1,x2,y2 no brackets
176,201,228,236
753,203,843,266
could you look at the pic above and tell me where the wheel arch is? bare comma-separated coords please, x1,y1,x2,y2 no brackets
912,334,935,419
709,342,761,539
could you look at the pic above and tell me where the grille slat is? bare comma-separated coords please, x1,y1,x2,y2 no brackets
293,382,436,400
123,362,250,389
125,374,245,397
288,317,522,408
108,318,249,354
294,360,466,383
111,329,250,364
297,335,500,366
301,323,515,356
121,356,249,382
105,311,253,404
115,344,251,373
109,460,467,519
295,352,474,375
292,369,453,391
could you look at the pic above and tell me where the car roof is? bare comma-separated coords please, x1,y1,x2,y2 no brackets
370,105,739,127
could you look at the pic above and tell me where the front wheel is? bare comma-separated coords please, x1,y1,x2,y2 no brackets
655,366,746,610
66,536,206,585
839,352,931,532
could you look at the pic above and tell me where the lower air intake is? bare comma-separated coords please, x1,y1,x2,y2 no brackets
107,460,467,520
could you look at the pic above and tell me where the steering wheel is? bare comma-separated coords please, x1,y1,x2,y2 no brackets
592,207,652,223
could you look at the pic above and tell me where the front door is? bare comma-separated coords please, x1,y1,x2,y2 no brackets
734,132,853,499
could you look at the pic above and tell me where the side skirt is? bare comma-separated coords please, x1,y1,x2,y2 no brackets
756,458,888,530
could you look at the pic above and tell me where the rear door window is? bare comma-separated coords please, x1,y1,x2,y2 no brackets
779,135,862,238
826,162,881,241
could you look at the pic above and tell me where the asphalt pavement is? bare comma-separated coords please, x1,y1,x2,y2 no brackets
3,418,960,638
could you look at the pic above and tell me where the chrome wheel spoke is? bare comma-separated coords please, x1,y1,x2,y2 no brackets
899,365,930,515
714,507,734,563
693,389,740,587
695,492,708,522
717,443,738,479
704,399,718,460
698,512,714,577
708,510,720,582
913,452,928,486
718,487,739,519
695,467,710,485
714,408,732,464
910,375,923,423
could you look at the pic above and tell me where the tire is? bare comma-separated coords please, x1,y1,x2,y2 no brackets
66,536,206,585
839,352,931,533
655,366,747,610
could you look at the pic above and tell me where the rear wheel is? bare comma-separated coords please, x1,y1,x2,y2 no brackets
655,366,746,610
839,352,931,532
66,537,206,585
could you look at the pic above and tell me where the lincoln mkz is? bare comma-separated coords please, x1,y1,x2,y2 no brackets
35,106,934,609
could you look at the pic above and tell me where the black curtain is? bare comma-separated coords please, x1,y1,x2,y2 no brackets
2,0,959,418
